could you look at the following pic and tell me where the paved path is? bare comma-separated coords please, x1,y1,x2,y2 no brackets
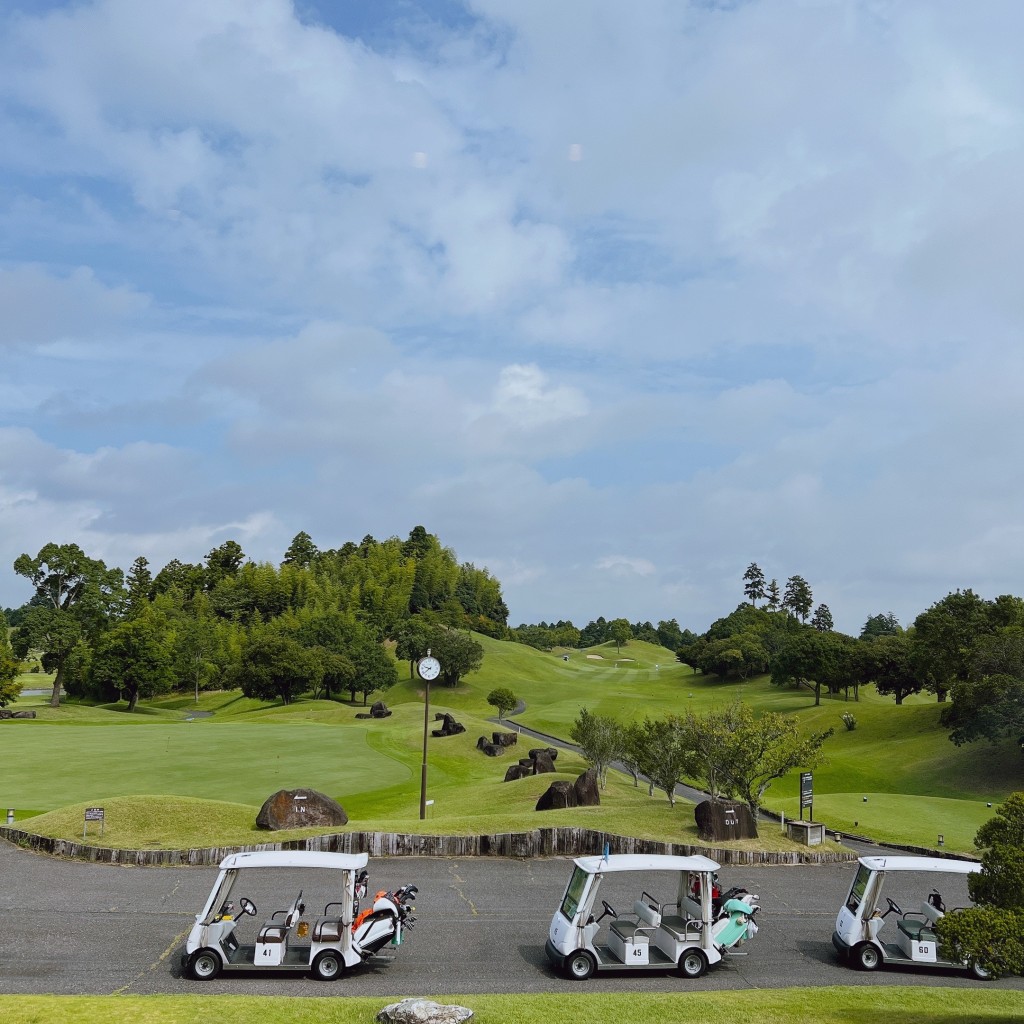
2,838,1020,997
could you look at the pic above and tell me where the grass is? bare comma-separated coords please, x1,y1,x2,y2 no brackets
0,989,1022,1024
3,634,1023,853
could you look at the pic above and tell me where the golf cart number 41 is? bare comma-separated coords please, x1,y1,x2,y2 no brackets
181,850,418,981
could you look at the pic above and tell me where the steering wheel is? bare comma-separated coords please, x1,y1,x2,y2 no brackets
885,897,903,917
598,900,618,921
238,897,258,917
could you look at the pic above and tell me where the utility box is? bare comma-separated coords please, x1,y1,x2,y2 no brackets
787,820,825,846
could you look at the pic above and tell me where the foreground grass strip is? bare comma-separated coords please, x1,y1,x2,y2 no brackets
1,989,1022,1024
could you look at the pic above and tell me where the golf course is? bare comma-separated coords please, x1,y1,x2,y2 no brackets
4,634,1019,855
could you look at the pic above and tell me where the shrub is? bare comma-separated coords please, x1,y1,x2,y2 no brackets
841,712,857,731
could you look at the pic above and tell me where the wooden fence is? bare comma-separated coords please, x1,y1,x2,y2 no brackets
0,824,856,867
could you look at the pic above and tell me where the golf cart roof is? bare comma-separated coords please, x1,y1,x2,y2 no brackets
857,855,980,875
217,850,369,871
574,853,720,875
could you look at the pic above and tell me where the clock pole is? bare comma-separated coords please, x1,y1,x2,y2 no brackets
417,650,441,820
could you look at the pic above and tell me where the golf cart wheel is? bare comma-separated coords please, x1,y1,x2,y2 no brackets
311,950,344,981
855,942,881,971
187,948,222,980
678,949,708,979
970,960,993,981
565,950,596,981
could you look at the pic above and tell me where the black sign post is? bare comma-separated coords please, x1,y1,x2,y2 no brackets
83,806,105,839
799,772,813,822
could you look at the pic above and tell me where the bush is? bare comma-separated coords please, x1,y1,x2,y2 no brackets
840,712,857,731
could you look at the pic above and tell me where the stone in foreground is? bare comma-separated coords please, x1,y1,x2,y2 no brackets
256,788,348,831
694,799,758,841
377,999,473,1024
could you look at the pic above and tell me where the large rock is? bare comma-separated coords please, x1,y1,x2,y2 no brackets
11,710,37,719
536,781,579,811
256,788,348,831
377,999,473,1024
432,713,465,738
573,767,601,807
355,700,392,720
694,799,758,842
0,710,12,719
529,747,558,761
492,732,518,747
531,750,556,774
503,764,531,782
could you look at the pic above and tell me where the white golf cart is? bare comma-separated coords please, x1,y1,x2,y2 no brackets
546,853,760,980
832,855,990,979
181,850,418,981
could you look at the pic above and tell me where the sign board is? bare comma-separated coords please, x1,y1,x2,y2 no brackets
799,772,813,819
84,807,105,821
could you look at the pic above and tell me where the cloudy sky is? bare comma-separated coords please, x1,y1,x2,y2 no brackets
2,0,1022,635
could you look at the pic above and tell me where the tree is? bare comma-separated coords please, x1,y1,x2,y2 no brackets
860,612,901,640
486,687,518,721
941,674,1024,748
89,614,174,712
912,589,995,703
609,618,631,653
716,702,833,821
856,632,921,705
570,708,622,789
637,715,692,807
347,635,397,705
677,705,742,801
238,625,313,705
810,603,833,632
309,647,355,701
771,628,855,706
782,575,813,622
204,540,245,590
282,531,319,568
125,556,153,617
935,794,1024,977
394,618,433,678
766,579,781,612
656,619,686,651
12,543,124,707
0,614,20,707
743,563,766,608
425,626,483,687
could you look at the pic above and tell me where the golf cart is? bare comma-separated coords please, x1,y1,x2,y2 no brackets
546,853,760,980
181,850,418,981
832,855,990,979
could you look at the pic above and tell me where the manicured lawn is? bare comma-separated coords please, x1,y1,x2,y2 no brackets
4,633,1023,853
1,988,1022,1024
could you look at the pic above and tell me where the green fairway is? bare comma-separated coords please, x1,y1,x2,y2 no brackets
3,633,1023,853
0,988,1022,1024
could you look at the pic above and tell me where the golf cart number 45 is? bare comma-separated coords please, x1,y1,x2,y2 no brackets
546,854,760,981
182,850,418,981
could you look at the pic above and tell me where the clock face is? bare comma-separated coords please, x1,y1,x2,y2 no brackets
418,656,441,681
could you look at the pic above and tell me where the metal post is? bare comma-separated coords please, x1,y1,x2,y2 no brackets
419,677,429,820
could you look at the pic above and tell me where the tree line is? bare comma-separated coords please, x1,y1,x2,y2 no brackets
1,527,494,711
569,703,833,822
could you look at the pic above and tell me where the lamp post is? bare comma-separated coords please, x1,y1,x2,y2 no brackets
417,651,441,820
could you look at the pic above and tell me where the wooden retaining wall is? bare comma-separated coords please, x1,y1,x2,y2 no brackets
0,824,856,867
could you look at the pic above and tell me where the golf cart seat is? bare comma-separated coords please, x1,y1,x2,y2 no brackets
312,917,344,942
897,900,944,942
258,895,305,944
610,900,662,942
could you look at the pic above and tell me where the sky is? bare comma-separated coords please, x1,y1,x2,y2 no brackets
2,0,1023,636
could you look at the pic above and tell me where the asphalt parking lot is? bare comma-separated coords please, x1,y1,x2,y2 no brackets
2,839,1022,997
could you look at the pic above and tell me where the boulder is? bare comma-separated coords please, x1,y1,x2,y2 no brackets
432,713,465,738
256,788,348,831
0,710,12,719
694,799,758,842
529,747,558,761
503,764,531,782
491,732,518,747
480,743,502,757
531,750,556,774
11,710,37,719
376,999,473,1024
536,781,579,811
573,767,601,807
518,757,535,767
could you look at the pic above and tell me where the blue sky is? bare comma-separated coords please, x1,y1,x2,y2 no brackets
2,0,1024,635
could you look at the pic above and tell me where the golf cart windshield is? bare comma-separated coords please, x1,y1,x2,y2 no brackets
560,866,589,922
846,863,871,913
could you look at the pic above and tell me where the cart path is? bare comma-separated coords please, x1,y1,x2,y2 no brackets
0,837,1018,997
